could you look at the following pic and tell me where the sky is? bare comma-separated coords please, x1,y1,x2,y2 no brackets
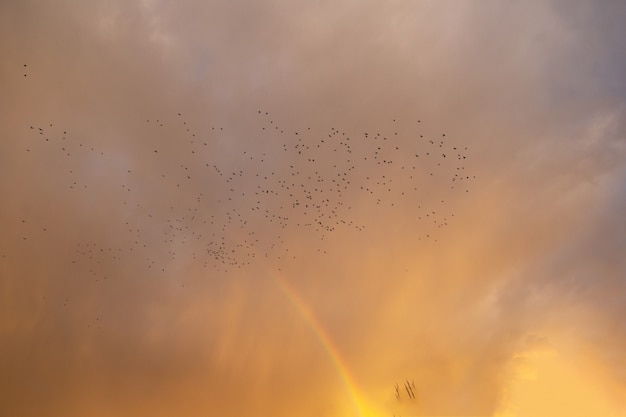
1,1,625,416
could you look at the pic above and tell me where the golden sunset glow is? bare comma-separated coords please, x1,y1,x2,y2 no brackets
2,1,626,416
497,341,626,417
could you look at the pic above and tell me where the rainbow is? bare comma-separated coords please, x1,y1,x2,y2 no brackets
268,268,376,417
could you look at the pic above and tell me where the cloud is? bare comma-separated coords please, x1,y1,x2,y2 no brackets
1,1,625,416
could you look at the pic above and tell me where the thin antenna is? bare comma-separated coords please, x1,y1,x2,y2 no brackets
405,380,416,399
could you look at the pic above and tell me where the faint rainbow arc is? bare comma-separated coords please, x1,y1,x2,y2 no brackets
220,225,371,416
267,268,367,417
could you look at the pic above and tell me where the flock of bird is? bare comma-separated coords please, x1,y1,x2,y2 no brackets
16,111,474,275
8,64,476,295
